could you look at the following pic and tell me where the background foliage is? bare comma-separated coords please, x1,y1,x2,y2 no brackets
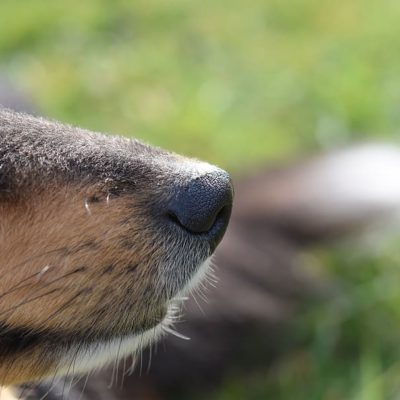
2,0,400,170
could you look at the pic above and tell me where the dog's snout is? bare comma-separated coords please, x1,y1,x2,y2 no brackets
168,169,233,250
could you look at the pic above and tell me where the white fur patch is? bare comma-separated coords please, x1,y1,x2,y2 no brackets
56,324,164,377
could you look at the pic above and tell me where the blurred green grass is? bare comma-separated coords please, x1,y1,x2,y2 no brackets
2,1,400,399
2,0,400,171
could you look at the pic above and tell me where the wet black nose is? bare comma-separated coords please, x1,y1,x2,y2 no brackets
168,170,233,251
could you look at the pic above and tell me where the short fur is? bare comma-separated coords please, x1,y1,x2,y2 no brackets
0,109,232,385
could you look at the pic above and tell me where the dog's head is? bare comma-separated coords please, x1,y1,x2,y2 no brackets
0,109,233,384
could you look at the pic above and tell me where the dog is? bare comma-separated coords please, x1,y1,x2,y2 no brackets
0,108,233,393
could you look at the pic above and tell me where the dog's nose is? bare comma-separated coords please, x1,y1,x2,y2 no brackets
168,170,233,251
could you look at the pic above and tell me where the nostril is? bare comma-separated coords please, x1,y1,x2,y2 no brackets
167,211,182,228
168,202,230,234
214,204,230,226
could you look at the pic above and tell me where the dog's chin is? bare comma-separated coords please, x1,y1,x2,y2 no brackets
54,257,212,378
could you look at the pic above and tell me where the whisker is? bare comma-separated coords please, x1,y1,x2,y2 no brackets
0,269,51,301
0,288,63,319
0,266,84,300
78,372,91,400
61,338,88,399
39,368,64,400
40,289,91,327
0,245,69,281
146,326,158,374
191,291,206,315
84,198,91,216
162,325,190,341
17,384,29,400
108,337,123,388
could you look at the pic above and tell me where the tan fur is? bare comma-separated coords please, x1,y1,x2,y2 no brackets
0,184,169,384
